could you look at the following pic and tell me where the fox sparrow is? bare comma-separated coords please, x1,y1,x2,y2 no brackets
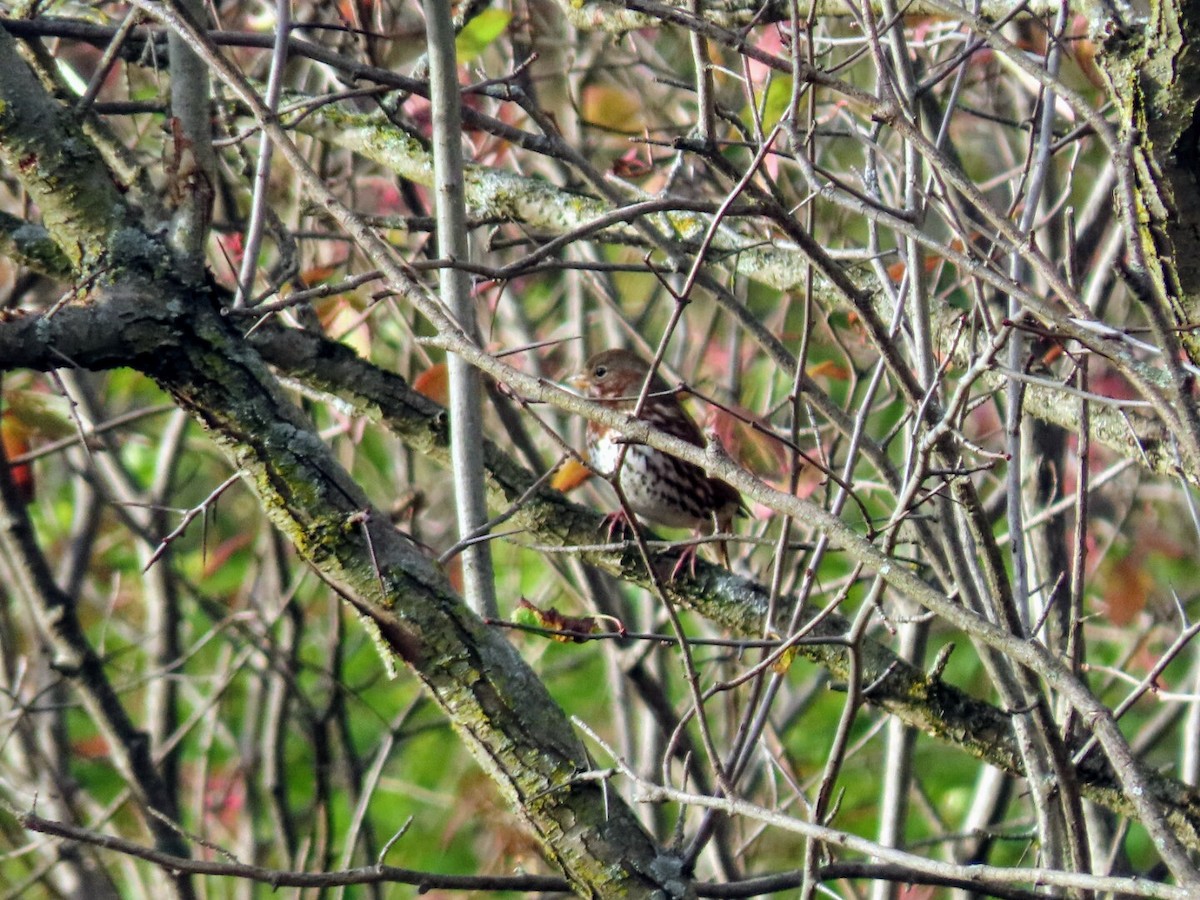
570,349,742,560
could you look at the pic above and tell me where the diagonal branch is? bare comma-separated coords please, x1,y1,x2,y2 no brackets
7,299,1200,856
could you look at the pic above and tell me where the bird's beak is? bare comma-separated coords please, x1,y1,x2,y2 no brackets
565,371,586,394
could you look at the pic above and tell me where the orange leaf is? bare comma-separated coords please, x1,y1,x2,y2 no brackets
1100,555,1151,626
1070,34,1104,88
444,555,463,593
297,264,339,288
515,599,604,642
806,359,851,381
317,297,371,356
73,734,111,759
551,458,593,493
412,362,449,405
888,241,971,283
1040,343,1064,366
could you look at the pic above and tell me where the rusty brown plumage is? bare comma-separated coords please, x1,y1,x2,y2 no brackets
571,349,741,566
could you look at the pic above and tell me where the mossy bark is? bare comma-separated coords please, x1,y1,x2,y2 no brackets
1098,0,1200,356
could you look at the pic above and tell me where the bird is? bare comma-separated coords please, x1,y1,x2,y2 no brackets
569,349,742,568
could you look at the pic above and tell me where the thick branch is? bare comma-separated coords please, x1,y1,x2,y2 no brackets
0,281,686,898
1096,0,1200,356
6,298,1200,854
0,25,128,272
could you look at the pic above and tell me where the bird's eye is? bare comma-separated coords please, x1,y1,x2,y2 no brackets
593,365,607,379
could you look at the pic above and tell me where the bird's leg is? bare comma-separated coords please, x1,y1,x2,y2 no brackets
668,542,701,580
599,508,633,541
714,534,731,569
669,512,731,579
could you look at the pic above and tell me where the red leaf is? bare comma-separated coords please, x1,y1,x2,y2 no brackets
1,416,34,504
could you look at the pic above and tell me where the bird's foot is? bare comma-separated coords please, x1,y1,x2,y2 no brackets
668,544,700,581
599,509,633,541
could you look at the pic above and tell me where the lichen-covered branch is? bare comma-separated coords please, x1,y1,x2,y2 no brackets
1095,0,1200,356
7,300,1200,854
0,22,685,895
0,26,128,274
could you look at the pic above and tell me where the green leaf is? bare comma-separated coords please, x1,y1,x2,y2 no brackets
456,10,511,63
759,75,794,132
